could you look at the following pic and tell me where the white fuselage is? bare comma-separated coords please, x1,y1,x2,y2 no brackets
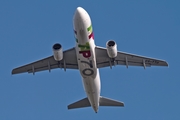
73,7,101,112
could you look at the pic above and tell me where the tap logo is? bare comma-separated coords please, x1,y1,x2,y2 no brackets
74,25,94,58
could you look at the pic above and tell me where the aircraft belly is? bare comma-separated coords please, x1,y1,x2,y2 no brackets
82,70,100,112
73,7,101,112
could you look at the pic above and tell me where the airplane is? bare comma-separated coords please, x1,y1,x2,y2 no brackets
12,7,168,113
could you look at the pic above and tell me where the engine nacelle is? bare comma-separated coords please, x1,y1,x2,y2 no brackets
52,43,63,61
106,40,117,58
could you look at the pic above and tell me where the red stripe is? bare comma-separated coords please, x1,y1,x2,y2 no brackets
88,32,94,39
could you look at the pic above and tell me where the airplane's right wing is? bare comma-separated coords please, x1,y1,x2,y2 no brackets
95,46,168,68
12,47,78,75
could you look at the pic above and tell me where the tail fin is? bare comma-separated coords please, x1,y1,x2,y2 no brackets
99,96,124,107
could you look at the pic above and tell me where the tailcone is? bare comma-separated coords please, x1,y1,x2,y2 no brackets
93,107,98,113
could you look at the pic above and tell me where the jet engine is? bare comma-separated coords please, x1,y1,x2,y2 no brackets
52,43,63,61
106,40,117,58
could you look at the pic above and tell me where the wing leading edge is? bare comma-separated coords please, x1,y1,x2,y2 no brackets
95,46,168,68
12,47,78,75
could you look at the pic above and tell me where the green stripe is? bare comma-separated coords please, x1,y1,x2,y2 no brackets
87,25,93,33
78,43,90,50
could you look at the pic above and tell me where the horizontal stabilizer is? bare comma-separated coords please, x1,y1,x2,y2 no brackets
68,96,124,110
99,96,124,107
68,97,91,109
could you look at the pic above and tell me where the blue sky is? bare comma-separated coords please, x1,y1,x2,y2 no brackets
0,0,179,120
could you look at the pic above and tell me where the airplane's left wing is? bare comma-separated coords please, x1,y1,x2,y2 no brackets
95,46,168,68
12,47,78,75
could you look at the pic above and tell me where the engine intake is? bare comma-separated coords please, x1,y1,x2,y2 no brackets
53,43,63,61
106,40,117,58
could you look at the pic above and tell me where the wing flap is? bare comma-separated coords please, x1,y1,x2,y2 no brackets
97,60,151,68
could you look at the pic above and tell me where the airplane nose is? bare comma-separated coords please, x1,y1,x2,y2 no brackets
74,7,84,19
76,7,83,12
76,7,85,13
73,7,86,28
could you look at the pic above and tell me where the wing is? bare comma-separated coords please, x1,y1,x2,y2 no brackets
95,46,168,68
12,47,78,75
